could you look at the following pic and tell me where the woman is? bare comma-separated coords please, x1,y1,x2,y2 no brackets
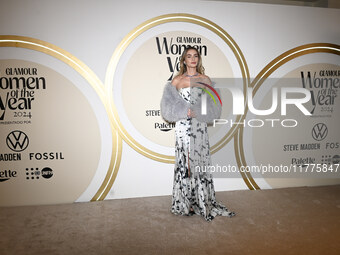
160,46,236,221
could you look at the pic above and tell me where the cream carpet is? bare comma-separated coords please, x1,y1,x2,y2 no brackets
1,184,339,255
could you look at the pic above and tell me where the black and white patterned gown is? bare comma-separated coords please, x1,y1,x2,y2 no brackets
170,87,236,221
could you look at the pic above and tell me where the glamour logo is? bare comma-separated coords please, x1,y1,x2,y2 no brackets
155,37,207,56
0,75,46,120
301,71,338,114
155,36,208,81
6,130,29,152
312,123,328,141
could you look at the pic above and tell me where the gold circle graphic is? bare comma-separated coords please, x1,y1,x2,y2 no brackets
105,13,250,163
235,43,340,190
0,35,122,201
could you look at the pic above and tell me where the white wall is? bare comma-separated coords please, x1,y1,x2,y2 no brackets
0,0,339,204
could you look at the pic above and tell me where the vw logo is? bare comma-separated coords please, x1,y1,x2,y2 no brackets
312,123,328,141
6,130,29,152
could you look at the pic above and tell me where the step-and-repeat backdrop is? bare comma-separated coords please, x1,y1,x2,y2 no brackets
0,0,339,206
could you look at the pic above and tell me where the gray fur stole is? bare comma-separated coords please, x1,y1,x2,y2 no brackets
160,82,222,124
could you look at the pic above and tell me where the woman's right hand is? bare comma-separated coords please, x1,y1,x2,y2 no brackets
187,108,196,118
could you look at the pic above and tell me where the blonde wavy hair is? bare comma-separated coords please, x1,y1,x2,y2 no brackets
175,46,205,77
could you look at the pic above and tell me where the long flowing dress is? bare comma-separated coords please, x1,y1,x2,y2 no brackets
170,86,236,222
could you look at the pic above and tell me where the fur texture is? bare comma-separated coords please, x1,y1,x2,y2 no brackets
191,86,222,124
160,82,190,123
160,82,222,124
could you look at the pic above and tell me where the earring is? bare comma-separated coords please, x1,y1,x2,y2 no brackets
183,62,186,65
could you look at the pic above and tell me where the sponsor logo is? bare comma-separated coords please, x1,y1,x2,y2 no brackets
0,169,17,182
325,142,339,149
312,123,328,141
6,130,29,152
321,155,340,165
283,143,321,151
28,152,64,160
155,122,176,132
26,167,40,180
26,167,53,180
41,167,53,179
291,157,316,168
145,110,176,132
0,153,21,161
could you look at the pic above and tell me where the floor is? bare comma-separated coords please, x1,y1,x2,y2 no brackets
1,184,340,255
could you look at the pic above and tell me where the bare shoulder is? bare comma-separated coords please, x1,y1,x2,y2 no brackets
171,75,183,87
